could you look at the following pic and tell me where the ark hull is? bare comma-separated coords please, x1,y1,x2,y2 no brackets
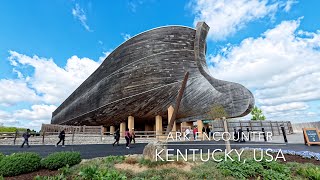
51,22,254,126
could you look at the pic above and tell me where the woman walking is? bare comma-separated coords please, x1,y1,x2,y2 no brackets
130,128,136,144
125,128,131,149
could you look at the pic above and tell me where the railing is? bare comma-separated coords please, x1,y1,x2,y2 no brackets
210,120,294,135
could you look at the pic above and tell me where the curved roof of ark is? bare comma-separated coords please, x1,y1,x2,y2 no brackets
51,22,254,126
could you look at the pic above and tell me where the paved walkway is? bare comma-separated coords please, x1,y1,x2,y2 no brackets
1,140,319,159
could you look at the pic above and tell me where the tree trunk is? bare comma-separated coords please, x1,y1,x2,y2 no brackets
223,117,231,152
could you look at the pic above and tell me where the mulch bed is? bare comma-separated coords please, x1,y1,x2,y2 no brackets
5,169,59,180
280,154,320,166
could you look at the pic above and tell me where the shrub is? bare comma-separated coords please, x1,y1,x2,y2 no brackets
34,174,67,180
0,152,41,176
0,153,4,161
41,152,81,170
217,159,264,179
96,169,127,180
104,155,125,164
262,169,291,180
261,160,290,176
78,166,127,180
297,167,320,180
78,165,99,180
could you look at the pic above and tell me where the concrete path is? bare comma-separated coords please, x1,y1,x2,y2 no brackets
0,141,319,159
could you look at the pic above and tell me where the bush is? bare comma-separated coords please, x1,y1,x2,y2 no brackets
0,152,41,176
78,165,99,180
0,153,4,161
41,152,81,170
217,159,263,179
262,169,291,180
297,167,320,180
78,166,127,180
261,160,290,176
34,174,66,180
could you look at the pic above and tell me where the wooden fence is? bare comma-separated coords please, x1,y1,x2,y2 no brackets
210,120,293,135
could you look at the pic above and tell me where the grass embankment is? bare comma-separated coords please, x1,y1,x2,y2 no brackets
0,126,26,132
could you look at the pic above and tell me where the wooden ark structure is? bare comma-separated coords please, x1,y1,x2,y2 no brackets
51,22,255,133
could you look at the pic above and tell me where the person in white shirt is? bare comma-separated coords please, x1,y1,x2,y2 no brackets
185,128,191,140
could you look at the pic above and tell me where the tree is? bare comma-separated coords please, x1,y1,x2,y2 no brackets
251,106,266,120
207,104,228,120
207,105,231,152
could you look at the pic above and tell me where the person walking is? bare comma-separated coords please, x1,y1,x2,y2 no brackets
113,128,120,146
193,126,198,140
56,129,65,147
202,126,205,135
130,128,136,144
206,126,211,139
185,127,191,140
21,129,31,148
125,128,131,149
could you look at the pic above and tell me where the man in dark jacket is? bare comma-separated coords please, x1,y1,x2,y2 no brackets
56,129,65,147
21,129,31,148
206,126,211,138
113,128,120,146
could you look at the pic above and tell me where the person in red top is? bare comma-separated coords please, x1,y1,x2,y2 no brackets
125,128,131,149
193,126,198,140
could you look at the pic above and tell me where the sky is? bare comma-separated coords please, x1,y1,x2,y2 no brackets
0,0,319,130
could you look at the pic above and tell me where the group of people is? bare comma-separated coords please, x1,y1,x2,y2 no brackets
20,128,66,148
21,125,216,148
112,128,136,149
184,125,213,140
21,127,135,149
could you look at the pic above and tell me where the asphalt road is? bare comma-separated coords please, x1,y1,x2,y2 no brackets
1,141,319,159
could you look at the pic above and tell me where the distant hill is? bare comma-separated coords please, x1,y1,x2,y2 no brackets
0,126,26,132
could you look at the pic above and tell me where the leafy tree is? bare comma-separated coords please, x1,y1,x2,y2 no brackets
207,105,231,152
207,104,228,120
251,106,266,120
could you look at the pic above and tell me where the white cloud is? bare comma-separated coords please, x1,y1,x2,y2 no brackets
284,0,298,12
190,0,291,40
8,51,101,104
127,0,144,12
0,51,102,129
261,102,308,114
0,104,56,130
72,3,92,32
121,33,132,41
0,79,39,106
209,18,320,120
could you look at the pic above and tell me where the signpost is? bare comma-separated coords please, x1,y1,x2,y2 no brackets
303,128,320,146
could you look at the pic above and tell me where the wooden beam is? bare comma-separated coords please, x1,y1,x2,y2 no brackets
166,71,189,134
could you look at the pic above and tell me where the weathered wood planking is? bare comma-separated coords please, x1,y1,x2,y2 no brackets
51,22,255,126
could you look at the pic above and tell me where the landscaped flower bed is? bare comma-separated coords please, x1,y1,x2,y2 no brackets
1,150,320,180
